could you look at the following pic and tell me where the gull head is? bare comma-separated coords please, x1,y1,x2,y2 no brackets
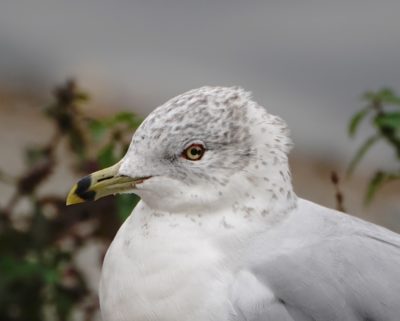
67,86,294,214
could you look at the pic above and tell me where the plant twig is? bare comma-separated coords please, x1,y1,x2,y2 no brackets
331,171,346,212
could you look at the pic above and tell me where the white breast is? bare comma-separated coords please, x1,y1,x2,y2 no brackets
99,204,236,321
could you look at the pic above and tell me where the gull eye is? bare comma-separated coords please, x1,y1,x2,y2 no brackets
182,144,205,161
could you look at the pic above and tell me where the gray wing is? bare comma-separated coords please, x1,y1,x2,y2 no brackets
232,204,400,321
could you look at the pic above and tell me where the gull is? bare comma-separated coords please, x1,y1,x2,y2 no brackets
67,86,400,321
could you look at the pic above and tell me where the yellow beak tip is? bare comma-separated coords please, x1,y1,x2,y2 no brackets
66,185,85,206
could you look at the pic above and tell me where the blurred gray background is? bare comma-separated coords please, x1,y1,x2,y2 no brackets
0,0,399,225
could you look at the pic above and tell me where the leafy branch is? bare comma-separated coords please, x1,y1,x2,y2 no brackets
348,88,400,204
0,80,142,321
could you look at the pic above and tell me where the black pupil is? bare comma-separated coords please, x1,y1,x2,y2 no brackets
190,147,201,156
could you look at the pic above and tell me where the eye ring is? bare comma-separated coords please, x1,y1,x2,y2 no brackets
182,144,205,161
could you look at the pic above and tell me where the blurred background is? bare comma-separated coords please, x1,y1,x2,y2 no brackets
0,1,399,320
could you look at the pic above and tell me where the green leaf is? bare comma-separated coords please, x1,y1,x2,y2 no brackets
347,135,380,176
68,126,86,158
361,91,376,103
76,92,89,103
98,144,117,167
88,119,108,141
365,172,386,204
365,171,400,204
362,88,400,107
376,88,400,106
348,107,370,137
43,268,59,284
374,112,400,130
111,112,142,128
116,194,140,221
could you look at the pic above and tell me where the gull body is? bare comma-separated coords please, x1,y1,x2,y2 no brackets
67,87,400,321
101,199,400,321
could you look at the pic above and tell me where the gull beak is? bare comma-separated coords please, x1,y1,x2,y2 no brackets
66,161,149,205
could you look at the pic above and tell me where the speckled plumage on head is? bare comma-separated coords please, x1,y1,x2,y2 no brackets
119,86,295,216
98,87,299,321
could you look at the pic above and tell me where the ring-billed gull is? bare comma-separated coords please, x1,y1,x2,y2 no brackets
67,87,400,321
